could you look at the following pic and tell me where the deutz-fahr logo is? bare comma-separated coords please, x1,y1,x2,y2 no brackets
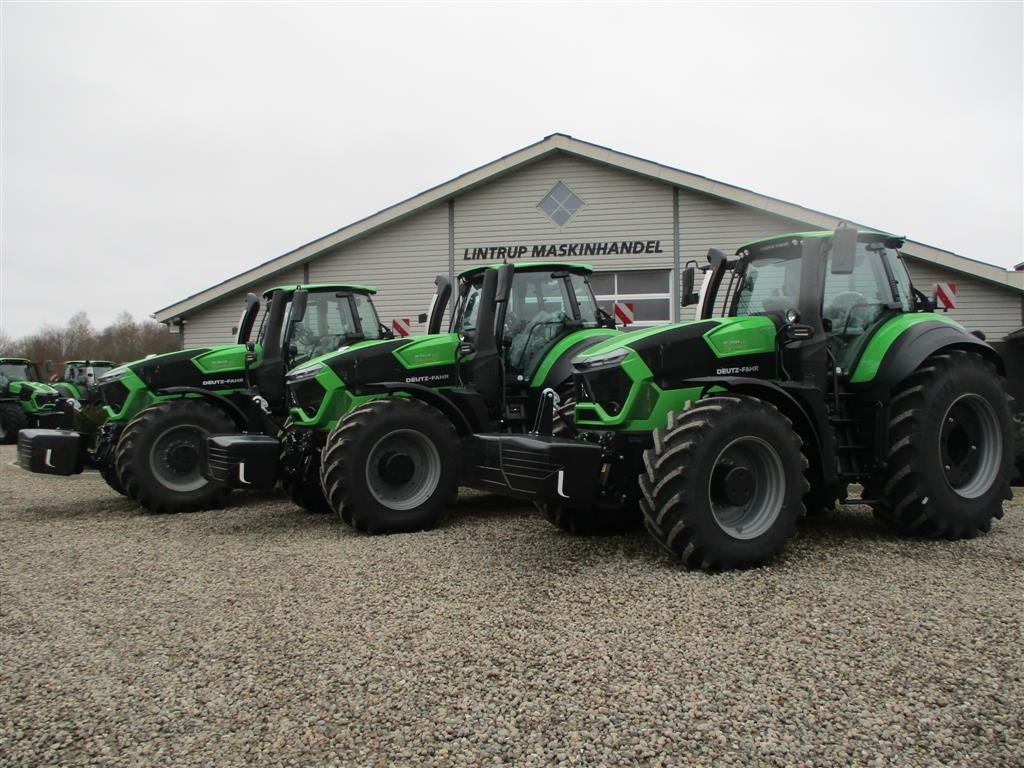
716,365,760,375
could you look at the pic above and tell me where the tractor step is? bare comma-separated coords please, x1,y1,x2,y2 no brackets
200,433,280,490
17,429,87,476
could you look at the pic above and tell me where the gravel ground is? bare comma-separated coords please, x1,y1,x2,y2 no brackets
2,445,1022,767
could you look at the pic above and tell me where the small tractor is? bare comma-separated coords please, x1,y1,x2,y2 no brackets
0,358,63,443
456,229,1015,568
17,284,391,513
201,262,621,530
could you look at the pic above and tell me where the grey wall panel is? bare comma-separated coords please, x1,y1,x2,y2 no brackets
454,154,676,272
904,258,1023,340
308,204,449,332
183,266,306,347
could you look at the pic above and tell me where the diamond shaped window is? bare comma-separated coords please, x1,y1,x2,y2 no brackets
538,181,583,227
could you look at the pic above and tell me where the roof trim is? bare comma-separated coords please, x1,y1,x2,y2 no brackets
154,133,1023,322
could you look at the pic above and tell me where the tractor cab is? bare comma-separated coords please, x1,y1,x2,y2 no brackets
687,230,925,390
443,262,615,420
62,360,116,387
0,358,40,390
239,283,389,408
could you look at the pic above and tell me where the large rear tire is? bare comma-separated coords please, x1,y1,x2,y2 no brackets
872,350,1014,538
640,395,807,570
320,398,458,534
0,403,27,444
115,400,234,513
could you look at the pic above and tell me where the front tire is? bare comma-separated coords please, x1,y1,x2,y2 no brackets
640,395,807,570
115,400,235,513
0,403,27,444
320,398,458,534
872,351,1014,538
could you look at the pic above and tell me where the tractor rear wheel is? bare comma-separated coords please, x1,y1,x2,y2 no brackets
0,403,27,444
872,350,1013,538
320,398,458,533
115,400,234,513
640,395,807,570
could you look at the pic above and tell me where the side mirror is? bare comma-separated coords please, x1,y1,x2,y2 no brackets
495,264,514,304
680,262,698,307
44,360,53,375
417,313,428,324
290,289,309,324
706,248,726,269
830,228,857,275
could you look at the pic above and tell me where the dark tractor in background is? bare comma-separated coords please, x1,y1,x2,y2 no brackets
17,284,390,513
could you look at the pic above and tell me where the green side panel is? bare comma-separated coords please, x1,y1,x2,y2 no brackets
849,313,963,384
392,334,459,369
529,328,620,387
702,316,776,358
192,344,258,374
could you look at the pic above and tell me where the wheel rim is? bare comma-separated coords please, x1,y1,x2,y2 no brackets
365,429,441,511
708,436,785,540
940,393,1002,499
148,424,206,492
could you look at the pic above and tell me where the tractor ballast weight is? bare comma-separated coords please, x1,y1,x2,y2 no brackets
459,229,1015,569
17,284,390,513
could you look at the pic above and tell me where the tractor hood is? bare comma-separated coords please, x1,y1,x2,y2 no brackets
286,333,460,427
571,316,779,430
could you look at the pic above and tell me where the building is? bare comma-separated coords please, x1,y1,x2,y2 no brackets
153,133,1024,347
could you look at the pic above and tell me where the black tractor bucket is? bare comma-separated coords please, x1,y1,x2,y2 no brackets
200,434,280,490
460,433,604,508
17,429,87,475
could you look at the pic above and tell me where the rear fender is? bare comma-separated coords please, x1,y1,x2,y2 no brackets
851,322,1004,399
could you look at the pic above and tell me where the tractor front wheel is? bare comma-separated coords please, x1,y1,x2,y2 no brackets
872,350,1013,538
640,395,807,570
320,398,458,534
115,400,235,513
282,476,331,513
0,403,27,444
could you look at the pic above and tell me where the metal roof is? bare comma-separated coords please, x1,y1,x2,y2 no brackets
154,133,1024,322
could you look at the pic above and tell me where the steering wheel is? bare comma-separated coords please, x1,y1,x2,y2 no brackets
826,292,869,334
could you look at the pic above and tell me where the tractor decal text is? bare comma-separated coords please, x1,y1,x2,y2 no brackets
404,373,453,385
716,365,761,375
201,376,246,388
463,240,664,260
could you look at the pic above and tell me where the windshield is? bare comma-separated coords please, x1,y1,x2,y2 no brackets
288,291,383,366
733,251,803,317
0,362,31,382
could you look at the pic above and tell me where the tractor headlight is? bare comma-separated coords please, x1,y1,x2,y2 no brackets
574,348,630,372
286,363,326,417
286,363,324,385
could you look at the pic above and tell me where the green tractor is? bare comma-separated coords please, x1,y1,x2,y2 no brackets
0,358,64,443
455,229,1015,568
51,360,117,403
17,284,390,513
201,262,621,530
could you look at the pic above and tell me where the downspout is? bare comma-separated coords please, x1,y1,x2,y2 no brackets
672,187,681,322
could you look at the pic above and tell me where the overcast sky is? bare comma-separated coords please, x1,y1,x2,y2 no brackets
2,1,1021,339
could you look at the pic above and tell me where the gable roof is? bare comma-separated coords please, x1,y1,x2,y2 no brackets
153,133,1024,322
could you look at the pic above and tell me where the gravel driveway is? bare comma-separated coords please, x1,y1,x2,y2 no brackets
2,445,1022,767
